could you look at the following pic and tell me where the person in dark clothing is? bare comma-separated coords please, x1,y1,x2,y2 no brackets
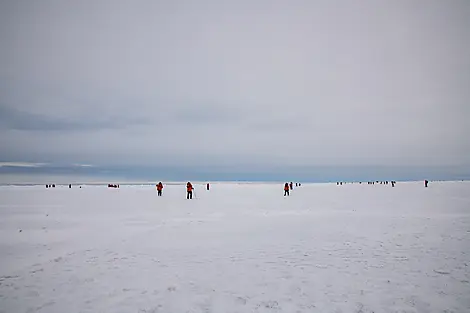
206,183,210,191
156,182,163,196
424,180,429,187
187,182,193,199
289,182,293,190
284,183,290,196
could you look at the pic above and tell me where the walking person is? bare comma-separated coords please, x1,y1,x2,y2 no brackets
284,183,290,196
186,182,194,199
424,180,429,188
156,182,163,196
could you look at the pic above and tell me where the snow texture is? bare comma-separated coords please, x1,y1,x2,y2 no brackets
0,182,469,313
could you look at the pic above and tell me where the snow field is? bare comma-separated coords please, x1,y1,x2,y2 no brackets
0,182,469,312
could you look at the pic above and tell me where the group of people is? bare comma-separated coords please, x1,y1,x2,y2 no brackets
45,184,80,189
155,181,200,199
155,182,301,198
336,181,397,186
153,178,429,199
335,180,430,188
283,182,302,196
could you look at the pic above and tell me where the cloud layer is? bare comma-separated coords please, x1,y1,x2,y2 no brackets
1,0,469,173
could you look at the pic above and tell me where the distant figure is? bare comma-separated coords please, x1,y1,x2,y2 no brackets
52,184,55,188
290,182,293,190
424,180,429,188
46,185,49,189
186,182,193,199
207,183,210,191
337,182,339,185
284,183,290,196
299,183,301,187
69,184,72,189
295,183,298,187
156,182,163,196
340,182,343,185
391,181,395,187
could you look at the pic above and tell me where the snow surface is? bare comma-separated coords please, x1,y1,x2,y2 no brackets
0,182,469,313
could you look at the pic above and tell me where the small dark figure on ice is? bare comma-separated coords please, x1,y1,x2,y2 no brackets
284,183,290,196
186,182,193,199
424,180,429,188
207,183,210,191
156,182,163,196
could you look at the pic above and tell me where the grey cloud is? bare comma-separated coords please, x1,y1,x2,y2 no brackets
0,0,469,171
0,105,149,132
168,103,245,126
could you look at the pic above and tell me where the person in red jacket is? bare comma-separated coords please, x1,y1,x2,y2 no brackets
187,182,193,199
156,182,163,196
284,183,290,196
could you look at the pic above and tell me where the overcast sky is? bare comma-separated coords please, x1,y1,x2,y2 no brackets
1,0,469,171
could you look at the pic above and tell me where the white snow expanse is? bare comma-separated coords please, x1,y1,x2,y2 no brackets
0,182,469,313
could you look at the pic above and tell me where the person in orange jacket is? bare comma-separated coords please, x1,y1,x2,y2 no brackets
284,182,290,196
186,182,193,199
156,182,163,196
